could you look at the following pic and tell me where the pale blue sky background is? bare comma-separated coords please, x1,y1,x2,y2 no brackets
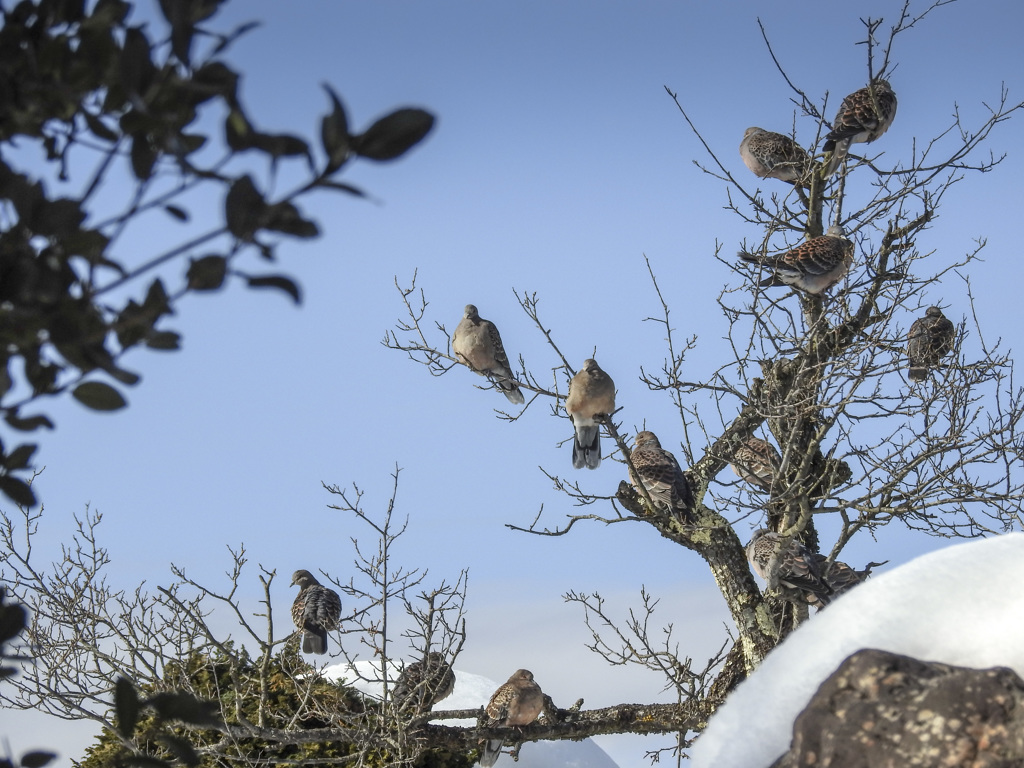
5,1,1023,765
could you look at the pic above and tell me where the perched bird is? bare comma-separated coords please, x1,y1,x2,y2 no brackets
565,359,615,470
393,651,456,712
290,569,342,655
479,669,545,767
738,226,854,295
745,530,833,606
907,306,955,382
629,431,694,522
730,436,782,492
804,555,885,609
452,304,525,405
822,79,898,177
739,127,812,184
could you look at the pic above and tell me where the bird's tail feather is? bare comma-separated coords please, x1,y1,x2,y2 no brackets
572,426,601,469
303,629,327,655
499,380,525,405
822,138,850,179
478,738,504,767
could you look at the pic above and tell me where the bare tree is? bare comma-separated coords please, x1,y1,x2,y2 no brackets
2,2,1024,767
385,1,1024,759
0,469,475,767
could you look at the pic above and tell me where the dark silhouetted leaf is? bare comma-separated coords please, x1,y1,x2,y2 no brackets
3,443,36,471
0,598,26,643
251,133,309,160
0,475,36,508
353,108,434,161
115,677,139,738
146,331,181,351
155,735,199,767
211,19,260,56
130,134,157,180
224,108,253,151
120,27,156,97
177,133,206,155
5,413,55,432
315,179,367,197
164,205,188,221
144,279,172,316
264,202,319,239
193,61,238,102
186,255,227,291
224,176,265,240
104,365,141,386
34,198,86,237
19,752,56,768
147,691,223,728
157,0,196,65
83,111,119,142
94,0,132,23
72,381,128,411
320,84,350,173
245,275,301,304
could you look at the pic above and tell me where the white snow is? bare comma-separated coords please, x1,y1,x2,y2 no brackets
326,661,620,768
689,533,1024,768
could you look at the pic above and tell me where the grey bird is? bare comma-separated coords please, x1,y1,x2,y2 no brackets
452,304,525,405
907,306,955,382
805,555,886,609
745,530,833,606
629,431,694,522
823,79,898,178
291,569,342,655
738,225,854,295
393,651,456,713
739,127,812,184
730,436,782,492
478,668,545,767
565,359,616,470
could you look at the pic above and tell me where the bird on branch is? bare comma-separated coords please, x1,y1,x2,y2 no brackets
746,529,833,606
478,668,545,767
565,359,615,470
740,127,812,184
739,226,854,295
290,569,342,655
453,304,525,405
907,306,955,382
822,78,898,178
629,430,695,522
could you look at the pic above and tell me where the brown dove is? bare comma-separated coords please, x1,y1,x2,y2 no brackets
823,79,898,177
565,359,615,469
738,225,854,295
907,306,955,382
746,530,833,606
739,127,812,184
452,304,525,405
478,668,544,767
291,569,342,655
393,651,456,713
629,431,694,522
730,436,782,492
804,555,886,610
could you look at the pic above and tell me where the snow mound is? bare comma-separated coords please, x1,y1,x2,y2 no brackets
325,661,620,768
690,533,1024,768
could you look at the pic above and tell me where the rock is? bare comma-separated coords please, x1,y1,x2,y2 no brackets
769,648,1024,767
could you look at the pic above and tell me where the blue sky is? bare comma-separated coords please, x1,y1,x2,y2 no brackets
5,1,1024,765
